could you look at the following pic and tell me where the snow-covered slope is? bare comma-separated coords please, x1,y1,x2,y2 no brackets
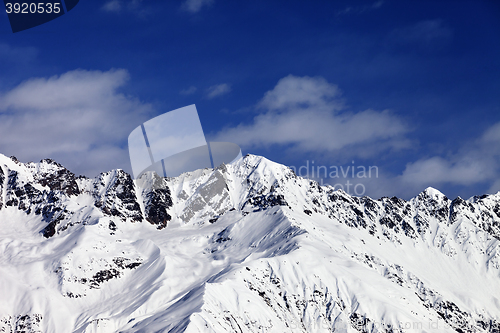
0,153,499,333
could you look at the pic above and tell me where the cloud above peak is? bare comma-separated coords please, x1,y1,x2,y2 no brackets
214,75,409,158
258,75,343,111
0,69,152,177
398,121,500,194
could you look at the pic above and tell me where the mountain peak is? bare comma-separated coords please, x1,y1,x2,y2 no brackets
421,186,447,199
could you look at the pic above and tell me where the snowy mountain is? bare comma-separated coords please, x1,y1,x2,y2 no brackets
0,153,499,333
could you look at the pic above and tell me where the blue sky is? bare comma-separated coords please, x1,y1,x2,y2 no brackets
0,0,499,199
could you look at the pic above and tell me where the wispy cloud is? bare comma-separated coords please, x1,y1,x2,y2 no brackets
336,1,384,16
0,69,152,177
214,75,409,158
181,0,214,13
0,43,38,63
180,86,197,95
389,20,453,47
101,0,149,16
102,0,121,12
206,83,231,99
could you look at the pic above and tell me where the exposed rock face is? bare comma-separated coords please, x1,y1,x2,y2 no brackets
0,153,499,333
142,172,172,229
0,156,175,238
34,159,80,196
92,169,143,223
0,166,4,210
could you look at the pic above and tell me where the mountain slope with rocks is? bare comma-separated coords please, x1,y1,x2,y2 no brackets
0,153,499,333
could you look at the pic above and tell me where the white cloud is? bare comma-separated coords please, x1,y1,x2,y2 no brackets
400,157,493,186
206,83,231,99
181,0,213,13
258,75,342,111
214,75,409,157
314,121,500,199
0,69,152,177
180,86,197,95
482,122,500,143
395,121,500,195
487,179,500,195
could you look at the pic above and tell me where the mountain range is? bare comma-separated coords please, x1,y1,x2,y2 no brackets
0,153,499,333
